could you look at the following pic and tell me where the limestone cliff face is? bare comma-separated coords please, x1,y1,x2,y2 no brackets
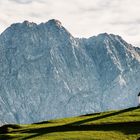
0,19,140,124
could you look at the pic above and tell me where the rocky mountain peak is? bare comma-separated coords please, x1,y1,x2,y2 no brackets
0,20,140,125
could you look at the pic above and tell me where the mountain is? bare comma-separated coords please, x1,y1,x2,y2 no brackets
0,19,140,124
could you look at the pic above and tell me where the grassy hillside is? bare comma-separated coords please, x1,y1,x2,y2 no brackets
0,107,140,140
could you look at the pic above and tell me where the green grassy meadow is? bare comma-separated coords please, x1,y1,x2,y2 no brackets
0,107,140,140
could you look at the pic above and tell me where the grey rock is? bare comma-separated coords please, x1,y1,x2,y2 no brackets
0,20,140,124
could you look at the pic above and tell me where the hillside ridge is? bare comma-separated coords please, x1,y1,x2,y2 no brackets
0,107,140,140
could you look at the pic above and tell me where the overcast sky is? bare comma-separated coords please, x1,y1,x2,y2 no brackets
0,0,140,46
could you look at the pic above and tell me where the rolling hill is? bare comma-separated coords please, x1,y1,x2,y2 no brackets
0,106,140,140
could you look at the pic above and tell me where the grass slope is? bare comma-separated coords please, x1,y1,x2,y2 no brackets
0,107,140,140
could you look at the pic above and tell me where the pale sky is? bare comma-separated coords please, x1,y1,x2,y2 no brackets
0,0,140,46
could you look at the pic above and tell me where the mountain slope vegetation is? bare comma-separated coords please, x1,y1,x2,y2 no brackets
0,107,140,140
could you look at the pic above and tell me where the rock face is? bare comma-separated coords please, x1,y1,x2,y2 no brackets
0,19,140,124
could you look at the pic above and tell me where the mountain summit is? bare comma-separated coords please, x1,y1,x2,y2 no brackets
0,19,140,124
